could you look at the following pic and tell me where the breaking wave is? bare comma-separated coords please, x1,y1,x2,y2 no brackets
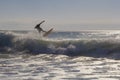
1,31,120,59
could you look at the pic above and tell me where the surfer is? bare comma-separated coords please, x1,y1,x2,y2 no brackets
34,20,46,33
35,20,53,37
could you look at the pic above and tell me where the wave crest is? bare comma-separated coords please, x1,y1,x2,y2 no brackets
1,31,120,59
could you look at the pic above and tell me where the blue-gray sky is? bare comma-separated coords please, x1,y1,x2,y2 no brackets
0,0,120,31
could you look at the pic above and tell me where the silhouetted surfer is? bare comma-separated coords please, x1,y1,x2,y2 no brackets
35,20,46,33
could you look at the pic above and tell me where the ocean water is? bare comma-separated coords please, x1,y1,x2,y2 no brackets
0,30,120,80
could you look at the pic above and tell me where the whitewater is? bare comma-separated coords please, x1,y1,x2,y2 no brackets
0,30,120,80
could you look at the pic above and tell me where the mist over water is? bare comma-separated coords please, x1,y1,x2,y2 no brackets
0,30,120,80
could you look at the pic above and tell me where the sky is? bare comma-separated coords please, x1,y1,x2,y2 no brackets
0,0,120,31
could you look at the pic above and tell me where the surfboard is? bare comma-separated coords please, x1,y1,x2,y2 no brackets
43,28,53,37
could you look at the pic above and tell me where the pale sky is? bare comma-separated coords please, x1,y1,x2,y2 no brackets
0,0,120,31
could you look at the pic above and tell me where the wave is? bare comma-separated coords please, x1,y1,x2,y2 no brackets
1,31,120,59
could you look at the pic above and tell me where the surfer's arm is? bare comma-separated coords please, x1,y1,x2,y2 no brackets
39,20,45,25
35,20,45,28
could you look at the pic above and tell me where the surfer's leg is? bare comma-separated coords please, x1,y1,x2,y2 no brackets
42,30,47,32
